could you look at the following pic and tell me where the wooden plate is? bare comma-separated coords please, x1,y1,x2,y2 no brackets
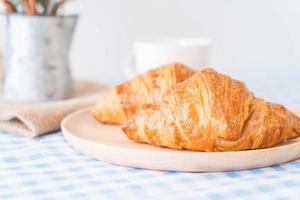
61,108,300,172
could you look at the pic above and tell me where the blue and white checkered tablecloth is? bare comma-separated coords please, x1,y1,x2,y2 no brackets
1,66,300,200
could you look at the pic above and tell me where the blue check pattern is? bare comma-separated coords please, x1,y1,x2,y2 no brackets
1,66,300,200
1,131,300,200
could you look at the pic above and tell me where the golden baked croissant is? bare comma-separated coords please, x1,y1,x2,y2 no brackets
91,63,195,125
123,68,300,152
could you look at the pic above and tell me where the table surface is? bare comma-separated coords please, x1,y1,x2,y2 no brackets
1,66,300,200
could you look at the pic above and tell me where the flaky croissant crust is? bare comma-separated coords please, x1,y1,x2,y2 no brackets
91,63,195,125
123,68,300,152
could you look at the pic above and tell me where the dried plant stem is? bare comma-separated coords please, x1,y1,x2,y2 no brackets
50,0,66,16
23,0,31,15
1,0,71,15
1,0,16,13
28,0,37,15
23,0,36,15
44,0,50,13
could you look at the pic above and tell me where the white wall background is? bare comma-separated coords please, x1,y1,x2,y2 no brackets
1,0,300,85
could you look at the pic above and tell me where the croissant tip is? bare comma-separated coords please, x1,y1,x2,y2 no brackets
121,124,135,140
122,115,140,132
121,126,128,133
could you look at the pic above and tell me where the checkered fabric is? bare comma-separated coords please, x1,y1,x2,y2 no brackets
1,131,300,200
1,66,300,200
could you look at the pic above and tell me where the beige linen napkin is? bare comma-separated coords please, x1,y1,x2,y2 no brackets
0,80,107,138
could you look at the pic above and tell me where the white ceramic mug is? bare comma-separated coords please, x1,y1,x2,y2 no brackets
124,38,211,78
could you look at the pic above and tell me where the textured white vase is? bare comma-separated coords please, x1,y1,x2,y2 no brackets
3,14,78,102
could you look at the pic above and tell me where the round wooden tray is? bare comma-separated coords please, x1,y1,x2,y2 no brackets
61,108,300,172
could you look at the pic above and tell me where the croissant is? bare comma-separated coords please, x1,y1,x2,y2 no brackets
122,68,300,152
91,63,195,125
